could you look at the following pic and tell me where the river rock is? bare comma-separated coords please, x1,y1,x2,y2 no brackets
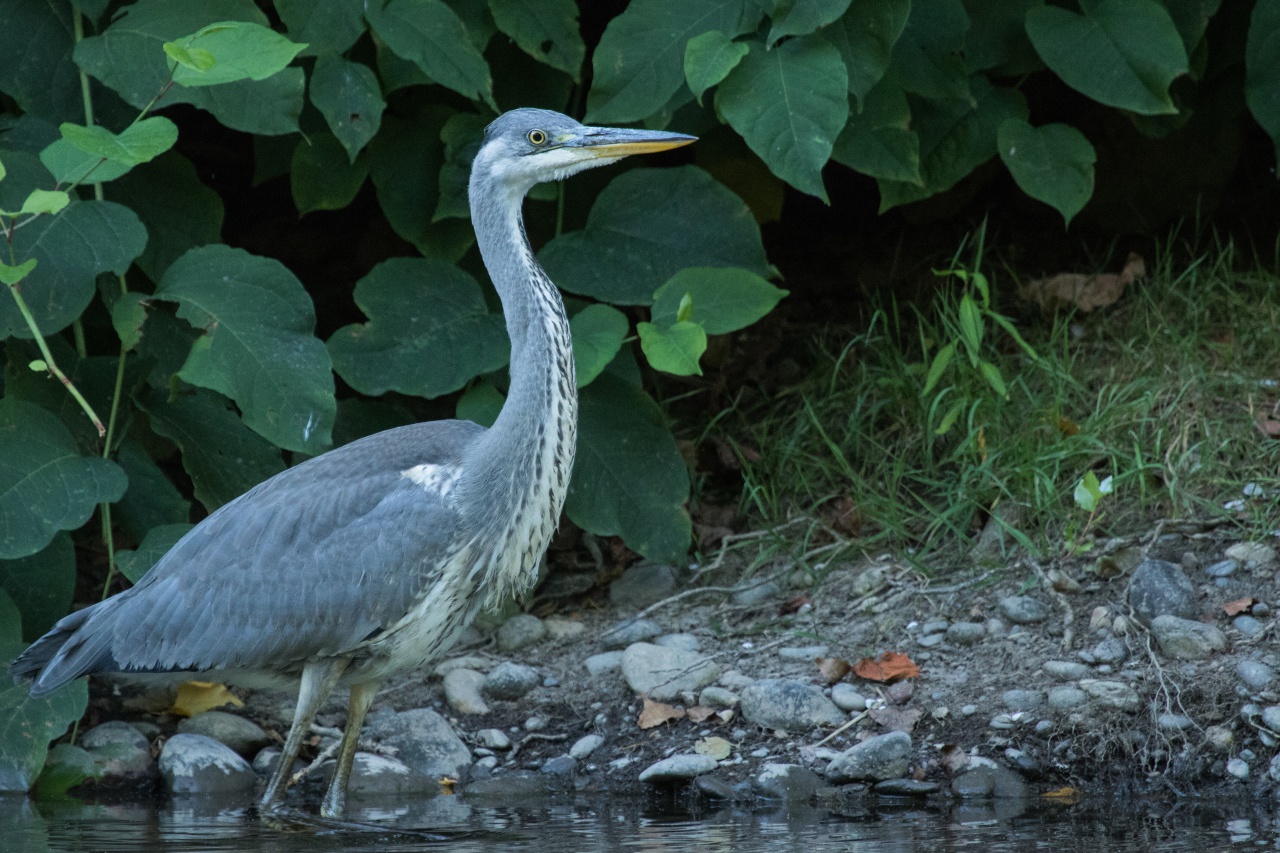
638,754,717,783
1047,687,1088,711
80,721,154,783
497,614,546,651
1002,690,1044,712
831,683,867,712
584,651,624,676
655,633,700,652
1127,559,1197,626
540,756,577,777
610,562,678,609
373,708,471,778
999,596,1050,625
484,662,541,700
569,734,604,760
543,616,586,641
1260,705,1280,731
476,729,511,750
443,668,490,715
1226,542,1277,568
699,686,740,709
951,765,1028,798
1080,680,1142,712
601,618,663,649
176,711,270,759
621,643,719,701
1150,615,1227,660
875,779,939,796
946,622,986,645
1237,660,1276,691
335,753,437,796
159,734,256,795
1234,615,1266,638
740,679,845,731
754,763,826,801
1091,637,1129,665
1043,660,1089,681
825,732,912,782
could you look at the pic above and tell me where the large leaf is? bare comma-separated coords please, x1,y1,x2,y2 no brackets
585,0,759,124
309,55,385,162
638,321,707,376
571,304,629,387
832,74,921,183
1025,0,1188,116
0,589,88,794
651,267,787,334
997,119,1096,227
109,152,225,283
365,0,496,109
0,0,83,124
539,166,771,305
73,0,305,135
963,0,1044,76
39,141,134,186
768,0,853,45
826,0,910,106
1,201,147,340
57,117,178,171
566,374,691,563
114,522,193,584
137,387,284,511
0,533,74,642
434,112,487,222
291,133,369,215
113,438,191,540
328,258,510,398
716,35,848,201
164,21,306,87
276,0,366,56
890,0,970,102
1246,0,1280,167
154,245,336,454
684,31,748,104
0,399,127,560
488,0,584,79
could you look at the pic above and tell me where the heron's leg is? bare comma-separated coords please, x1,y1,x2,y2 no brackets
261,656,351,811
319,679,381,818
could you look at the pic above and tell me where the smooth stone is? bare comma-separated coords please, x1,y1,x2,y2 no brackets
443,668,490,715
176,712,270,760
1002,690,1044,712
753,763,826,801
695,775,737,800
1157,713,1194,731
719,670,756,690
1150,615,1227,660
989,714,1016,730
1234,615,1266,638
610,562,678,609
476,729,511,750
1238,660,1277,691
960,704,978,717
825,732,912,783
1047,687,1088,710
654,633,700,652
484,662,541,700
465,770,558,799
699,686,740,709
584,651,624,676
434,655,493,677
1227,758,1250,780
1091,637,1129,665
524,716,547,731
920,620,950,636
1270,755,1280,783
540,755,577,776
1127,559,1197,626
600,619,663,649
1204,559,1238,578
945,623,986,645
373,708,471,779
1004,749,1041,777
638,754,717,783
1043,660,1089,681
569,734,604,760
731,579,782,606
1260,706,1280,731
951,765,1028,799
1080,680,1141,712
497,614,547,651
999,596,1050,625
739,679,845,732
917,634,944,648
543,616,586,641
831,683,867,712
1205,725,1235,752
777,645,829,660
159,734,256,795
1226,542,1277,568
621,643,720,701
338,753,437,796
1034,720,1055,735
875,779,939,796
80,721,154,782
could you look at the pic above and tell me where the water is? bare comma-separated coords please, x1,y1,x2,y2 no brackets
3,792,1276,852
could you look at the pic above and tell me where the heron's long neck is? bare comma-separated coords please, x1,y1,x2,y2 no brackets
462,179,577,563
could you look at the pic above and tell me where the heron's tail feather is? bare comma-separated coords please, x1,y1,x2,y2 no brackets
9,603,119,696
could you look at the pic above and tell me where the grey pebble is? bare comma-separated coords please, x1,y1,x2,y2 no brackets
1043,660,1089,681
825,732,912,783
497,614,547,652
340,753,437,797
569,734,604,760
753,762,827,801
989,714,1017,730
830,683,867,712
159,734,256,795
916,633,944,648
699,686,740,709
1227,758,1250,779
999,596,1050,625
638,754,717,783
540,755,577,776
525,716,547,732
1204,559,1238,578
1002,690,1044,712
600,619,663,649
731,580,782,606
79,721,154,782
919,620,950,636
621,643,720,702
960,704,978,717
1091,637,1128,665
373,708,472,779
476,729,511,750
945,623,986,645
740,679,845,731
874,779,939,796
1081,680,1141,712
1157,713,1194,731
951,765,1028,799
1047,687,1088,711
1150,615,1227,660
1234,615,1266,638
654,633,701,652
610,562,678,609
176,712,270,760
1237,660,1276,692
584,651,624,676
443,668,490,715
1261,705,1280,731
484,662,541,700
1127,559,1197,626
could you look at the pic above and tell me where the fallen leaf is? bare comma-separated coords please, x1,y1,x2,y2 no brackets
816,656,852,684
638,697,685,729
169,681,243,717
940,744,969,774
822,495,863,536
694,736,732,760
1224,598,1257,616
1022,252,1144,313
1042,786,1082,803
1257,418,1280,439
1056,416,1080,437
439,776,457,795
687,705,718,723
871,705,922,733
853,651,921,683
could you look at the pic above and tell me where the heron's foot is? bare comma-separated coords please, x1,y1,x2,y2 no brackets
319,782,346,819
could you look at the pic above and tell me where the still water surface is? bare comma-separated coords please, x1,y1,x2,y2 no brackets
3,792,1276,852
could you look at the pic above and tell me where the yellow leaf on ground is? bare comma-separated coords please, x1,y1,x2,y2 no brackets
694,736,732,760
169,681,244,717
638,697,685,729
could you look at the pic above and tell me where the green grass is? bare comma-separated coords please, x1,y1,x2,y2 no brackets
709,234,1280,566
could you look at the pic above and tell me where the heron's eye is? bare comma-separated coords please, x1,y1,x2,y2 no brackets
527,129,547,145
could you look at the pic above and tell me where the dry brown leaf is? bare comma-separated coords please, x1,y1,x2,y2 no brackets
852,651,921,683
816,656,852,684
822,495,864,536
169,681,243,717
1056,416,1080,437
637,697,685,729
1023,252,1144,313
686,705,718,723
1224,597,1257,616
871,705,923,733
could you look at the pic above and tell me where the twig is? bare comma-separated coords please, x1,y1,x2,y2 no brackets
290,740,339,786
916,569,995,595
507,732,567,762
813,709,870,748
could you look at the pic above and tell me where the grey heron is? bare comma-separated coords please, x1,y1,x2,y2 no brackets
10,108,695,817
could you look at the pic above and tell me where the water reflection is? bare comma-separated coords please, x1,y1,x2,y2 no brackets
2,790,1275,852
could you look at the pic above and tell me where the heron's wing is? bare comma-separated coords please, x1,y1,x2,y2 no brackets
101,420,483,674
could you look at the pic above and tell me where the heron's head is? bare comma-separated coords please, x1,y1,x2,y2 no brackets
472,108,696,196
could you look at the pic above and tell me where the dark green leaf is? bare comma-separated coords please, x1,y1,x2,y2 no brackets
32,743,100,800
309,55,385,162
38,140,133,185
683,31,748,104
331,398,415,447
962,0,1044,76
137,387,285,511
832,75,921,183
276,0,366,57
1026,0,1188,115
110,152,226,282
365,0,496,109
0,533,74,642
291,134,368,215
890,0,971,102
113,439,190,540
1158,0,1221,56
637,320,707,375
110,293,148,352
456,379,504,428
826,0,910,106
73,0,306,135
539,165,771,305
154,245,336,454
768,0,853,44
57,117,178,169
0,398,127,560
114,522,193,584
585,0,758,124
650,267,787,334
570,303,629,387
566,373,691,563
434,112,487,222
165,21,306,87
0,0,82,123
328,257,510,398
717,35,848,201
997,119,1096,227
488,0,584,79
1,201,147,339
1246,0,1280,166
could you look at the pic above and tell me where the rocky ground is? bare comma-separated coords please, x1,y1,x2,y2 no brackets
50,519,1280,814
